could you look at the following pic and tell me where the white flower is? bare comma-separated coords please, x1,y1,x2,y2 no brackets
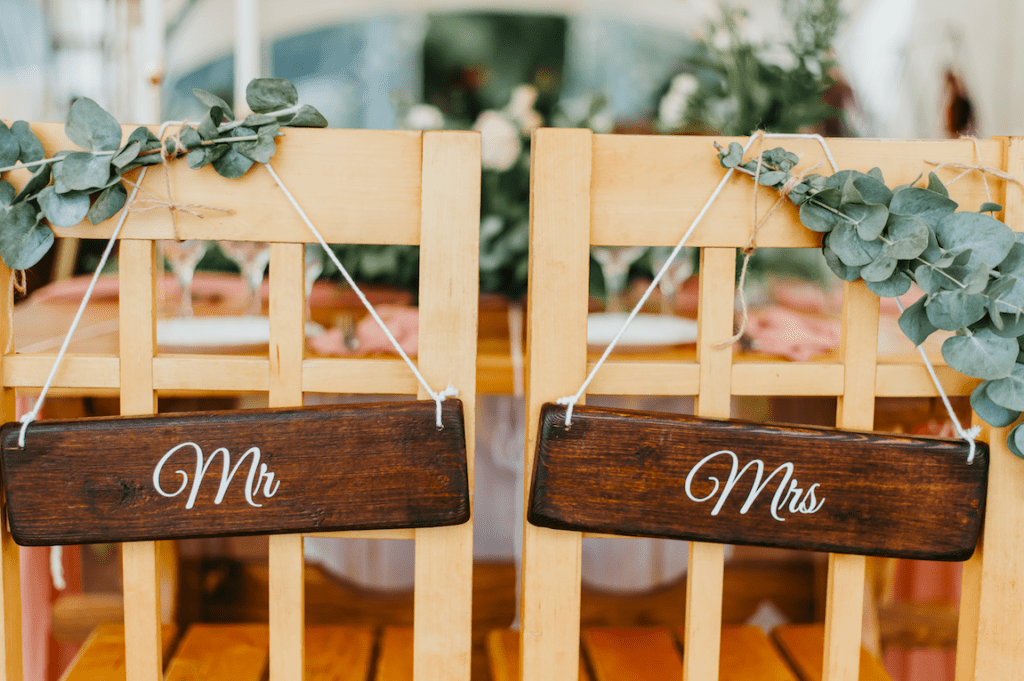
474,111,522,172
760,44,798,71
658,74,699,129
506,84,543,133
405,103,445,130
669,73,700,99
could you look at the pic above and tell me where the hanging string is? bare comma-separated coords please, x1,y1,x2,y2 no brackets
262,162,457,429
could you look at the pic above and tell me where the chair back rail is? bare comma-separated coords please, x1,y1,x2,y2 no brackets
0,126,480,681
521,129,1023,681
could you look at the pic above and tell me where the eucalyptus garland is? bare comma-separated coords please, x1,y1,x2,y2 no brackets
718,141,1024,456
0,78,327,272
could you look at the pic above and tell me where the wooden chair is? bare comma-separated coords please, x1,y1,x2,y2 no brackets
502,129,1023,681
0,126,480,680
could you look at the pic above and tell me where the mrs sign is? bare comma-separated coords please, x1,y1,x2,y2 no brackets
529,404,988,560
0,400,470,545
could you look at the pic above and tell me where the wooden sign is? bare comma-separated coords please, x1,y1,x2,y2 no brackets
1,400,469,546
528,404,988,561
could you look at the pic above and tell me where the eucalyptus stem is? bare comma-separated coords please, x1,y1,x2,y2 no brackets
0,156,65,174
218,104,302,133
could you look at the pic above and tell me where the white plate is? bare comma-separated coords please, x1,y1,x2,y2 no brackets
157,316,325,353
587,312,698,351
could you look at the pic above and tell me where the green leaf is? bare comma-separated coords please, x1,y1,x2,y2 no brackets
192,88,234,121
178,126,202,151
865,270,911,297
799,198,841,233
986,277,1024,337
53,151,113,192
197,110,222,140
1007,423,1024,459
942,328,1018,379
926,171,949,197
235,123,279,163
0,201,53,269
65,97,122,152
987,364,1024,412
0,181,13,207
980,202,1003,213
867,167,884,183
919,230,943,263
999,242,1024,274
111,140,140,169
246,77,298,113
120,127,163,170
844,202,888,241
87,183,127,224
860,251,897,282
838,172,864,205
11,121,44,163
926,289,987,330
935,211,1015,267
13,163,50,203
822,247,862,281
185,144,229,169
211,146,254,179
718,142,744,169
888,187,958,226
284,104,328,128
914,263,942,294
884,214,929,259
899,296,936,345
37,186,90,227
242,113,277,127
971,380,1022,427
825,221,882,267
0,122,19,167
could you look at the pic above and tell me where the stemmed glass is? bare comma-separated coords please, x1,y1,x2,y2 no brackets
219,241,271,316
591,246,648,313
162,240,208,317
650,246,695,315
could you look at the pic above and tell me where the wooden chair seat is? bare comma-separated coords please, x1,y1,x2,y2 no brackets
59,624,177,681
773,624,891,681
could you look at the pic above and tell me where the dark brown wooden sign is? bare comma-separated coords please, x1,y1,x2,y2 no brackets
528,404,988,561
1,400,469,546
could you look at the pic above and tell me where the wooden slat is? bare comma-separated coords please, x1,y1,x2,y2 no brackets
302,358,420,395
3,354,120,390
486,629,589,681
60,624,176,681
521,127,591,681
968,135,1024,679
684,246,735,681
0,262,22,681
586,361,700,396
164,624,268,681
118,238,162,681
716,626,798,681
874,364,978,398
584,628,681,681
774,624,891,681
413,130,479,681
590,136,1004,247
15,125,423,245
154,356,269,392
732,363,844,397
306,625,375,681
267,241,306,681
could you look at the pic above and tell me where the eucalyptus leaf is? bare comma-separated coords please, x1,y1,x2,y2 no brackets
914,263,941,294
799,198,841,232
211,146,254,179
898,296,936,346
936,211,1015,267
825,221,882,267
197,110,222,140
192,88,234,121
888,187,958,226
87,183,127,224
986,278,1024,337
1007,423,1024,459
0,181,13,207
838,172,864,205
718,142,744,168
844,202,888,241
111,140,140,169
235,123,278,163
865,270,911,297
53,151,113,192
281,104,328,128
246,77,298,113
178,126,202,151
0,201,53,269
986,364,1024,411
867,167,884,183
926,289,987,330
941,328,1018,379
999,242,1024,275
971,380,1022,427
0,122,19,167
242,113,277,128
65,97,122,152
926,172,948,197
11,121,44,163
980,202,1003,213
822,247,862,281
884,214,929,259
860,251,898,282
757,170,787,186
13,163,50,203
37,186,90,227
185,143,229,169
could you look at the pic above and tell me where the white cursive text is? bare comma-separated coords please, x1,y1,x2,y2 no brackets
152,442,281,510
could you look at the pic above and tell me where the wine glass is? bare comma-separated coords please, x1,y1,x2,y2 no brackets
650,246,695,315
219,241,271,316
162,240,208,317
591,246,648,313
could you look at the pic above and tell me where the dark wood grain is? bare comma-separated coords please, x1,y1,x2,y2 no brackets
528,403,987,561
1,400,469,546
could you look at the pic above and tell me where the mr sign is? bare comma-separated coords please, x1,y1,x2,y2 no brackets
528,404,988,561
1,401,469,546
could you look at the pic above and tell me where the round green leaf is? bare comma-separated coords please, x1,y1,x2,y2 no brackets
884,214,929,259
986,364,1024,412
1008,423,1024,459
54,151,113,192
889,186,958,226
38,186,91,227
845,203,888,241
192,88,234,121
926,289,987,330
972,380,1022,427
865,270,911,297
898,296,936,346
0,201,54,269
65,97,122,152
942,328,1018,380
0,181,14,207
935,211,1015,268
246,78,298,114
111,140,141,169
11,121,44,163
926,171,949,198
0,122,19,167
822,247,861,281
13,163,51,203
861,251,897,282
88,183,128,224
212,146,254,179
825,221,882,267
799,199,841,233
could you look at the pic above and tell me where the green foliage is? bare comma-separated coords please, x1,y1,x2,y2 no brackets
721,141,1024,447
0,79,327,270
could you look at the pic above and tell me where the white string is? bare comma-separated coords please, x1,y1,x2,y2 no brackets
895,298,981,463
262,162,456,428
557,133,838,426
49,545,65,590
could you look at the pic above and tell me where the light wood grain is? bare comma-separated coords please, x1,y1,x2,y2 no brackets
684,246,736,681
590,136,1004,247
521,127,592,681
716,626,797,681
968,136,1024,680
0,263,22,681
305,626,375,681
487,629,589,681
3,354,121,390
60,624,176,681
16,124,424,245
302,358,419,395
774,624,891,681
118,238,162,681
584,628,681,681
164,624,268,681
376,626,414,681
413,130,480,681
